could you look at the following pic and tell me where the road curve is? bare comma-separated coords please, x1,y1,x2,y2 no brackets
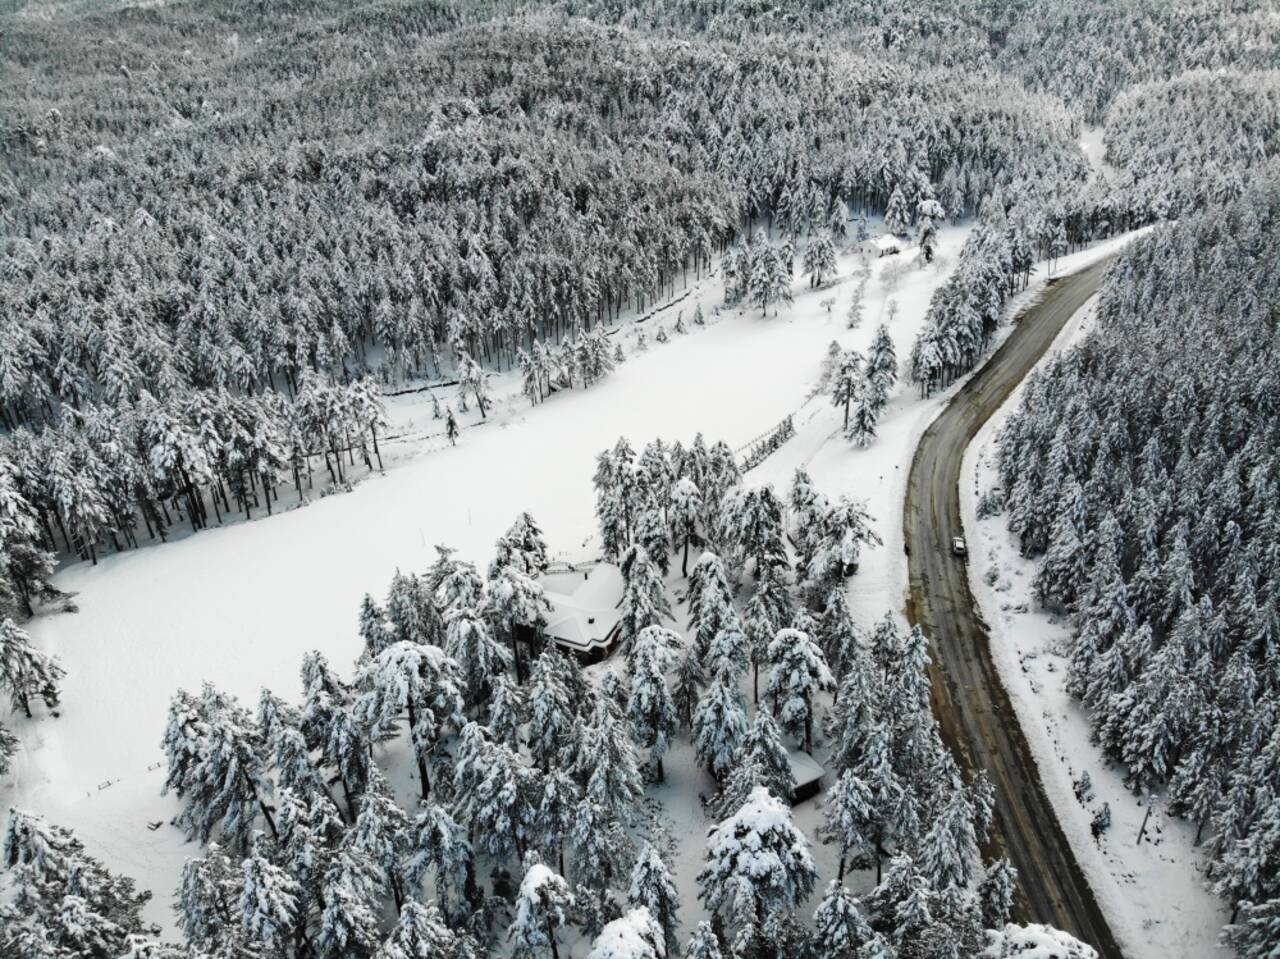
903,258,1124,958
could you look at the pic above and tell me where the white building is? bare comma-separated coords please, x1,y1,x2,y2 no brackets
538,562,625,661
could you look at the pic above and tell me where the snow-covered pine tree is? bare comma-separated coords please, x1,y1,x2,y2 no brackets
884,188,912,235
377,900,466,959
766,627,835,751
819,588,863,700
175,691,276,850
627,625,682,781
693,674,749,782
619,544,674,660
488,672,525,750
803,233,838,288
916,786,980,893
671,646,705,732
485,565,551,685
452,722,540,861
456,351,490,420
682,922,722,959
350,766,411,911
239,836,302,954
317,846,384,959
406,801,478,923
865,325,897,407
527,647,577,771
355,640,464,799
509,857,575,959
978,857,1017,930
812,881,873,959
739,709,796,803
176,842,242,952
490,511,551,580
801,496,882,603
0,618,64,718
697,786,817,955
669,477,703,578
627,843,679,954
588,907,666,959
446,604,511,714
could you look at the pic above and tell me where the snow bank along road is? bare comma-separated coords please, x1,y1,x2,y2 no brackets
903,258,1124,958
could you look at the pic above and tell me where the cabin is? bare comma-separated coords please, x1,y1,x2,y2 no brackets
538,562,625,662
786,749,825,804
872,233,901,257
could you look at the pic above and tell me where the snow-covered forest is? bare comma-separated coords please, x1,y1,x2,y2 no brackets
993,186,1280,956
3,0,1279,957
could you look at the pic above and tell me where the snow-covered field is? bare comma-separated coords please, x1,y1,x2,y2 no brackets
3,220,1171,952
961,284,1231,959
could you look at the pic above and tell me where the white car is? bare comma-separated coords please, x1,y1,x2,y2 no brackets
951,536,968,558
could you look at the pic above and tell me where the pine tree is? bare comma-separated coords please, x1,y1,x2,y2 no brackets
766,627,835,751
446,605,511,714
672,647,705,732
823,768,878,880
683,922,722,959
350,767,411,911
670,478,703,577
916,787,980,892
588,907,666,959
830,351,863,431
527,648,577,771
176,843,241,952
978,858,1017,930
457,351,491,420
884,188,912,235
355,640,464,800
377,901,463,959
446,408,459,445
693,674,749,782
239,838,302,954
627,843,680,954
486,565,552,685
0,618,64,718
627,625,682,781
620,545,674,659
804,233,838,288
406,801,478,923
490,512,551,579
740,709,796,802
509,858,575,959
812,881,873,959
452,723,540,861
317,847,383,959
697,786,817,954
176,696,276,850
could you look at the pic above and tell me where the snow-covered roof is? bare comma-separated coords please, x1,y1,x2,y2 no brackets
539,563,624,654
786,749,825,787
873,234,900,252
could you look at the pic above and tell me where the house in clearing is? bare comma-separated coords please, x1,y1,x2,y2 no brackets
872,233,901,257
537,562,625,662
786,749,825,804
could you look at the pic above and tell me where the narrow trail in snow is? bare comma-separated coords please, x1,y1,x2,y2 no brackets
903,258,1124,958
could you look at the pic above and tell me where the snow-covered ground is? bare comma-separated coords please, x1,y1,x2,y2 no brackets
961,285,1231,959
3,219,1169,950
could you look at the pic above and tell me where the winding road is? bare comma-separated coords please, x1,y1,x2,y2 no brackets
903,257,1124,958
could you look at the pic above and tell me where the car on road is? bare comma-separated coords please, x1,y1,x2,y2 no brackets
951,536,967,558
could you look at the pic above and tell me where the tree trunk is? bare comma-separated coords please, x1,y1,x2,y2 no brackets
406,699,431,800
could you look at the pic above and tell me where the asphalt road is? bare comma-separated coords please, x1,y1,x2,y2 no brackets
903,258,1124,958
